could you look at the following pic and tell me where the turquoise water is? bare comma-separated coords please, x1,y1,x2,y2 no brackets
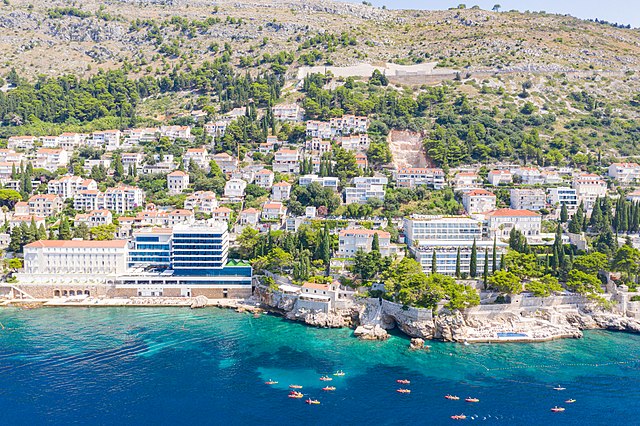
0,307,639,425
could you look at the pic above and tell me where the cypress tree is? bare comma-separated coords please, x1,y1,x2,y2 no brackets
483,248,489,289
455,247,461,278
470,238,477,278
499,253,505,270
492,236,497,272
371,232,380,252
9,225,22,253
568,203,584,233
590,197,603,230
560,203,568,223
58,217,72,240
431,250,437,274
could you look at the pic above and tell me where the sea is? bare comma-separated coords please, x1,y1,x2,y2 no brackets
0,307,638,426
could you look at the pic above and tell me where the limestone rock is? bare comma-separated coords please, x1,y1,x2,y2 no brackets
409,338,424,350
190,295,208,309
354,324,389,340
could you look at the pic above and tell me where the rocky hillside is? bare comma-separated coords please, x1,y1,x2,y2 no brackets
1,0,640,79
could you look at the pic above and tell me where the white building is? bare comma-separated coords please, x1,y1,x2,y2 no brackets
337,229,392,257
510,188,546,211
254,169,275,189
7,136,36,150
396,168,446,189
299,174,340,191
204,120,230,138
462,189,496,214
608,162,640,184
344,176,387,204
27,194,63,218
167,170,190,194
159,125,191,140
74,210,113,228
330,115,368,135
47,176,97,200
627,190,640,203
548,187,579,210
239,208,261,226
58,132,85,151
404,215,482,247
35,148,69,172
92,130,121,151
513,167,544,185
21,240,129,280
487,170,513,186
121,153,145,171
338,134,370,152
212,153,238,174
272,149,300,174
184,148,210,170
224,179,247,199
184,191,218,213
485,208,542,238
306,121,332,139
272,103,304,122
102,185,145,214
261,202,286,221
272,182,292,202
414,239,507,276
572,173,607,210
452,172,481,191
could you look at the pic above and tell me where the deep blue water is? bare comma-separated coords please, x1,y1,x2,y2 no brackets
0,307,639,425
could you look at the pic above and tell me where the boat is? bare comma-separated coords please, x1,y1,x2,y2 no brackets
553,385,566,391
319,376,333,381
396,379,411,384
322,386,336,391
551,406,565,412
288,391,304,399
289,385,303,389
305,399,320,405
264,380,278,385
465,397,479,403
333,370,346,376
445,395,460,400
565,399,576,404
451,414,467,420
396,388,411,394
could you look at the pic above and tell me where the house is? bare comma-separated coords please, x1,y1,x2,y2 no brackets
305,138,332,154
83,159,112,174
35,148,68,171
513,167,544,185
224,179,247,199
7,136,37,150
27,194,63,217
404,215,483,247
121,153,145,171
271,182,292,202
258,136,280,154
159,125,191,140
452,172,481,191
306,120,332,139
485,208,542,238
40,136,60,148
330,115,368,135
212,152,238,174
123,128,158,145
73,190,102,211
510,188,546,211
14,201,29,216
344,176,387,204
91,130,121,151
487,170,513,186
261,202,286,221
355,153,368,170
541,171,562,185
204,120,230,138
48,176,97,199
254,169,275,189
212,206,232,222
572,173,607,210
462,189,496,214
272,103,304,122
184,191,218,213
101,185,145,214
74,210,113,228
608,163,640,184
58,132,85,151
239,208,260,226
299,174,340,191
338,134,370,152
272,149,300,174
337,229,392,257
627,190,640,203
167,170,190,194
183,147,210,170
9,215,46,230
548,187,579,210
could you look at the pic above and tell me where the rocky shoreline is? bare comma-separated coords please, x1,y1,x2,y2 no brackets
254,286,640,344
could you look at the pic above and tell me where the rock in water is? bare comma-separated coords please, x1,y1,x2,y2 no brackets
190,295,208,309
354,324,389,340
409,338,424,350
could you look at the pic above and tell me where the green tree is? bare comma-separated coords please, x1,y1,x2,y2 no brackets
469,238,477,278
568,203,584,233
431,250,437,274
503,250,541,280
371,232,380,252
9,225,22,252
58,217,72,240
89,224,117,240
572,252,608,275
525,274,562,297
488,270,522,294
455,247,461,278
566,269,603,295
612,245,640,281
73,222,90,240
560,203,568,223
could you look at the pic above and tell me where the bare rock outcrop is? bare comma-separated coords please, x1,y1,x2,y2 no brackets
354,324,389,340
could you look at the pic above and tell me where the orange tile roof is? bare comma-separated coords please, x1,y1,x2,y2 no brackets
486,208,540,217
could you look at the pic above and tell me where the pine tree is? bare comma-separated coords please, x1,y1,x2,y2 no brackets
113,154,125,180
560,203,568,223
470,238,477,278
37,224,47,241
371,232,380,252
590,197,603,230
431,250,437,274
58,217,72,240
455,247,461,278
9,225,22,252
568,203,584,233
